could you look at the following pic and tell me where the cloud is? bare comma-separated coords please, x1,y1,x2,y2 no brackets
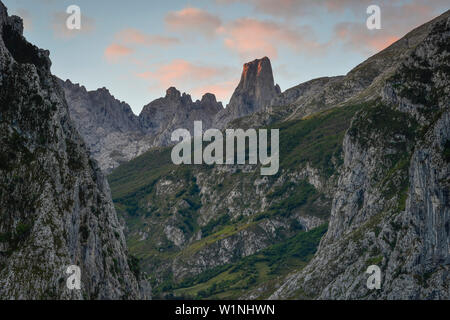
333,1,445,54
334,23,400,54
136,59,237,101
137,59,230,88
165,7,222,37
217,0,317,17
222,18,324,61
52,12,95,39
218,0,445,56
218,0,448,18
104,44,134,62
15,9,32,31
115,28,179,47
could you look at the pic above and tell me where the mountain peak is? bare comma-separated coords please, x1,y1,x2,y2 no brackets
213,56,280,128
166,87,181,99
241,56,273,86
201,93,218,104
242,56,271,80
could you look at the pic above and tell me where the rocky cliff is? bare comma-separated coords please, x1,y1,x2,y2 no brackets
0,2,144,299
62,57,283,173
214,57,281,128
60,79,149,173
231,13,443,130
270,10,449,300
62,83,223,172
139,87,223,146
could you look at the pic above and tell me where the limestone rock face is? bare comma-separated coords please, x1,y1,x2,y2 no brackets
62,84,223,172
270,10,450,300
60,79,150,173
139,87,223,146
0,2,143,299
214,57,281,128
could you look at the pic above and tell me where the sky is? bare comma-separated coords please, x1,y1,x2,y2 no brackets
3,0,449,114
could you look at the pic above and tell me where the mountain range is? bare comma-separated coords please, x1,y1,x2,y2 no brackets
61,56,283,173
0,0,448,300
107,10,450,299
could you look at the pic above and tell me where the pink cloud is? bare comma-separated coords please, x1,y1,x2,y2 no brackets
218,0,447,18
137,59,230,88
165,7,222,37
335,23,400,53
136,59,237,102
104,44,134,62
115,28,179,47
369,36,400,52
333,2,443,55
222,18,324,61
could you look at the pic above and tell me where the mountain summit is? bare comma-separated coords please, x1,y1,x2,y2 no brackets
214,57,281,128
62,57,281,171
61,82,223,172
139,87,223,145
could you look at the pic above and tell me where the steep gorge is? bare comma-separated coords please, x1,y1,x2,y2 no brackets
108,10,449,300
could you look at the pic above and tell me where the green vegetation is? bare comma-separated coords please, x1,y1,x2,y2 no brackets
108,148,175,216
267,180,320,218
348,102,418,150
276,103,365,177
366,255,383,267
108,102,369,296
201,214,231,237
0,232,11,243
15,222,32,241
154,224,328,299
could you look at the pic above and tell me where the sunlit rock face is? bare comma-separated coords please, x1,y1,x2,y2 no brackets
214,57,281,128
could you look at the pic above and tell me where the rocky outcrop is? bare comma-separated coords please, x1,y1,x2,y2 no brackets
231,12,442,130
60,79,150,173
62,83,223,172
214,57,281,128
111,161,333,286
0,1,144,299
270,10,449,300
139,87,223,146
